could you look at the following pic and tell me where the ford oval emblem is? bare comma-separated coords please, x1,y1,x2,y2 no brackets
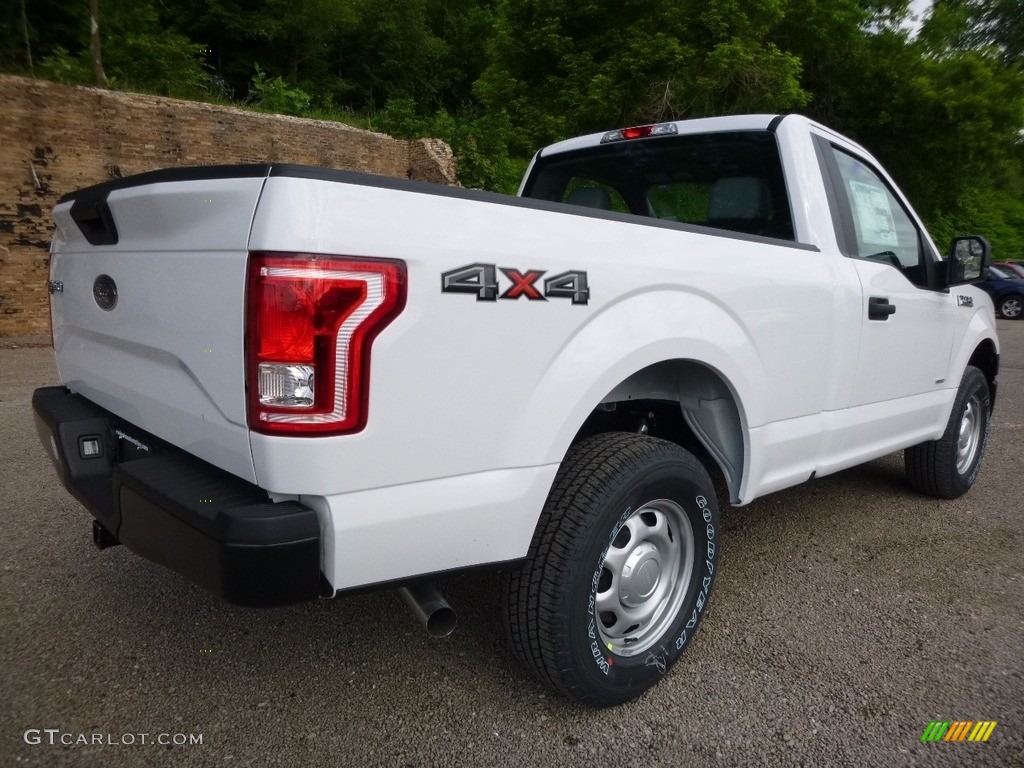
93,275,118,311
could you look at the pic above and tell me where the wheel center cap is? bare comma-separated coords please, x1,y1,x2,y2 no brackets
619,542,661,606
635,560,660,595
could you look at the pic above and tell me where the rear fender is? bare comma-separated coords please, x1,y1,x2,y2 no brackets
504,289,764,501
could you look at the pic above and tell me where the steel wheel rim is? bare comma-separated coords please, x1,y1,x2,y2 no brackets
956,394,983,475
1002,298,1022,318
595,499,694,657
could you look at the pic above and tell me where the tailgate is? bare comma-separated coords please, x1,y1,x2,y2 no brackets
49,167,270,482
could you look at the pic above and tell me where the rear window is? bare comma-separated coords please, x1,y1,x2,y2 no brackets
522,130,794,241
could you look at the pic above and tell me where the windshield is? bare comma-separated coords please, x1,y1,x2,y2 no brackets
989,266,1015,280
522,130,795,241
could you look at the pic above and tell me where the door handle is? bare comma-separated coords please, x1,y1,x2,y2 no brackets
868,296,896,320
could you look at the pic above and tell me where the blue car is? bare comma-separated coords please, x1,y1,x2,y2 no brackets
976,265,1024,319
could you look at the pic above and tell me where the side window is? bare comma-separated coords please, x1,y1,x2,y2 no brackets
561,178,630,214
830,148,928,287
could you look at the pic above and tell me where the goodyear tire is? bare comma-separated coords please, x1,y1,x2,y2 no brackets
504,433,719,706
905,366,991,499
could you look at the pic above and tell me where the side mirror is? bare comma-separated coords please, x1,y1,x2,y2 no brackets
946,235,991,286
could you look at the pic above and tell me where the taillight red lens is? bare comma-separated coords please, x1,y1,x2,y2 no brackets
246,252,406,435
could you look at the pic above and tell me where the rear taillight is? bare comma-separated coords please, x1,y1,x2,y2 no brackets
246,252,406,435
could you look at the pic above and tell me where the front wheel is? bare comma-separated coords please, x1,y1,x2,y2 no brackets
998,294,1023,319
504,433,719,706
905,366,991,499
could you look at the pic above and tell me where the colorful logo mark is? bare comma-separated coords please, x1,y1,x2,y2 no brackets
921,721,997,742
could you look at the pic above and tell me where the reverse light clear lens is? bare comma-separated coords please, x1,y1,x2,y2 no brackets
258,363,315,408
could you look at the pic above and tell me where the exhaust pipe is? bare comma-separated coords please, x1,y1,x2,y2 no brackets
92,521,120,550
399,582,457,638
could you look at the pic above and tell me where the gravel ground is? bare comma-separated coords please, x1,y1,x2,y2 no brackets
1,324,1021,767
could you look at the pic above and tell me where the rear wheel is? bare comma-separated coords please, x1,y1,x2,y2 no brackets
504,433,719,706
905,366,991,499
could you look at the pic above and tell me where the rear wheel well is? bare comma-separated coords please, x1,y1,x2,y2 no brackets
571,361,744,503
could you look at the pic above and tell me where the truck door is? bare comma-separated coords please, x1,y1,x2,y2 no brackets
815,138,958,424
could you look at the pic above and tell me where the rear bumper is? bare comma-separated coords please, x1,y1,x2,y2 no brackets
32,386,321,607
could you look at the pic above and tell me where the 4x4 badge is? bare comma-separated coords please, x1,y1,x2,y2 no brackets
957,295,973,307
441,263,590,305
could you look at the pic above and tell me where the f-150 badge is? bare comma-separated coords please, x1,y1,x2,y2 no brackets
441,263,589,305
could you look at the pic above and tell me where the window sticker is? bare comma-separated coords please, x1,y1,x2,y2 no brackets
848,180,898,247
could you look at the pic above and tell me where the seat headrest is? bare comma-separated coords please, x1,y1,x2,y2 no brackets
565,186,613,211
707,177,772,221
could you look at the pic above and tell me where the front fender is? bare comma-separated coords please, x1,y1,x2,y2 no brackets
948,295,999,409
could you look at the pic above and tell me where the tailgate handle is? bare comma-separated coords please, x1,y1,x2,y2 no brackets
70,196,119,246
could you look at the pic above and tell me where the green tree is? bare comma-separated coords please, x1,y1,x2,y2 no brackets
2,0,1020,237
911,1,1024,256
0,0,88,76
927,0,1024,65
339,0,448,109
768,0,1023,257
425,0,497,111
25,0,213,97
475,0,809,155
89,0,106,85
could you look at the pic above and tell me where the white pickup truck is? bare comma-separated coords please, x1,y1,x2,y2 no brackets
34,114,998,706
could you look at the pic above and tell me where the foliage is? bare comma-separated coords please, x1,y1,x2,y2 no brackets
373,97,525,192
249,65,311,115
474,0,811,153
36,45,91,85
931,185,1024,260
8,0,214,96
928,0,1024,65
107,31,213,97
1,0,1021,253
